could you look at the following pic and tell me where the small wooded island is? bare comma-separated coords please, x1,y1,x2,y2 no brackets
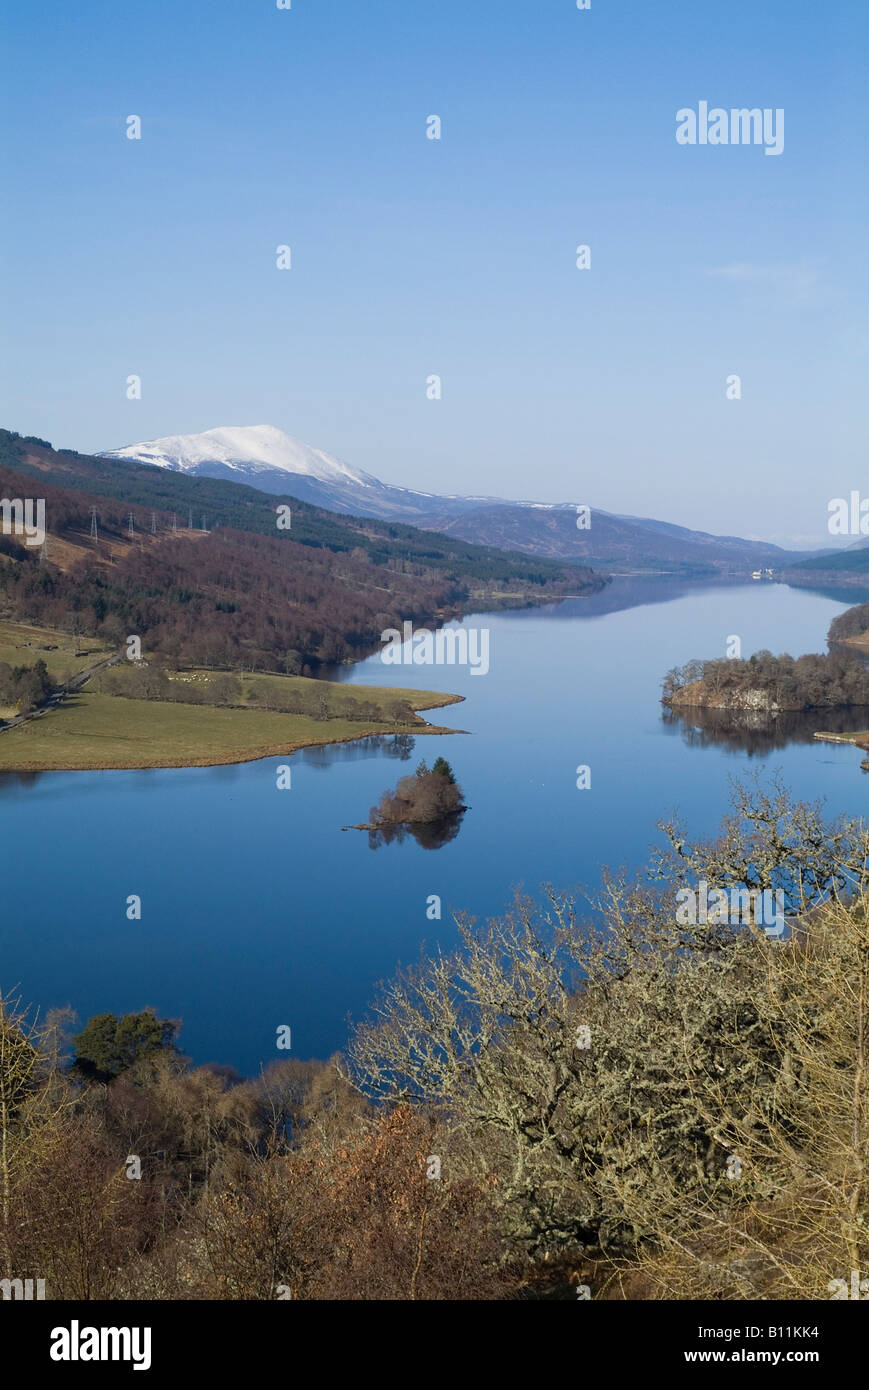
370,757,466,826
662,650,869,713
346,758,467,845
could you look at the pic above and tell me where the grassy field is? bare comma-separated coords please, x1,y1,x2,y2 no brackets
0,619,113,677
165,667,453,716
0,689,462,771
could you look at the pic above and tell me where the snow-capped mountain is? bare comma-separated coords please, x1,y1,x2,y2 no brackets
99,424,488,520
101,425,375,492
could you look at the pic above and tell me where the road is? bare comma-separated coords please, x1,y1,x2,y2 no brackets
0,649,123,733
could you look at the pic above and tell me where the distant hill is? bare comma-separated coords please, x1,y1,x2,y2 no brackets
0,429,599,590
418,503,804,577
100,423,816,578
789,548,869,573
784,545,869,590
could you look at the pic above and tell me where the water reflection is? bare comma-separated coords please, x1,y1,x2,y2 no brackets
366,810,466,851
0,769,42,791
295,733,415,769
662,704,869,757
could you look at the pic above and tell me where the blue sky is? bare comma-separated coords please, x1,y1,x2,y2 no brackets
1,0,866,546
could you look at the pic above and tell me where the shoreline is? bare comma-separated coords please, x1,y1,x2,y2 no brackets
0,690,467,775
813,729,869,768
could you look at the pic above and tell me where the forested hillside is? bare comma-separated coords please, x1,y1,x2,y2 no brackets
829,598,869,643
0,430,604,672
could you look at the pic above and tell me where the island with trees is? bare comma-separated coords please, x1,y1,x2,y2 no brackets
662,650,869,714
369,757,465,826
344,757,468,847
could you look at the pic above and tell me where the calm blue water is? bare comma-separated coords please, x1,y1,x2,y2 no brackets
2,579,867,1074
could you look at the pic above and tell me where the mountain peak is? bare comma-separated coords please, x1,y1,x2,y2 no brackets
100,424,375,486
